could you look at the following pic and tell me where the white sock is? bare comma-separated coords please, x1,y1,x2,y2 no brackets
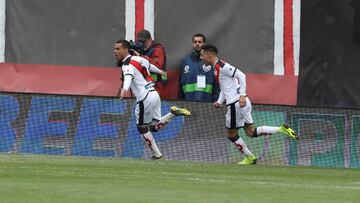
233,136,254,157
160,112,175,123
155,112,175,131
256,126,280,136
142,132,162,157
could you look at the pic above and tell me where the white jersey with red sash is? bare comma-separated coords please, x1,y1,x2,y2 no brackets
122,55,156,102
214,60,247,105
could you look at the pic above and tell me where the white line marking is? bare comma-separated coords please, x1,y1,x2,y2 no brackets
125,0,136,41
293,0,301,76
0,0,6,63
274,0,284,75
144,0,154,40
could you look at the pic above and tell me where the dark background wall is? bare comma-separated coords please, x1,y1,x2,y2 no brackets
298,0,360,109
5,0,126,67
5,0,274,73
155,0,274,73
9,0,360,109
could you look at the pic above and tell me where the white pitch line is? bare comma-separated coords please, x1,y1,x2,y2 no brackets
186,177,360,190
1,164,359,191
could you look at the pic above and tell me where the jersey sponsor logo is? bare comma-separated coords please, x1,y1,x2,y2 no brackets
144,81,156,89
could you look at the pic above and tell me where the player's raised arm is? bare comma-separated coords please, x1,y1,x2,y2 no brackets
148,63,165,75
138,56,164,75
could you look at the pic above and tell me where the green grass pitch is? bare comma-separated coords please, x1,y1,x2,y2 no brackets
0,154,359,203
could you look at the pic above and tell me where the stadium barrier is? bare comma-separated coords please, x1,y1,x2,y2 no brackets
0,92,359,168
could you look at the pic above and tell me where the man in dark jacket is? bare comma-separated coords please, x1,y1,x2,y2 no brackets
179,33,219,101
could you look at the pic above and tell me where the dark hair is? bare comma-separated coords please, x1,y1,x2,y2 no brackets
116,39,130,49
192,33,206,43
201,44,218,54
137,29,152,41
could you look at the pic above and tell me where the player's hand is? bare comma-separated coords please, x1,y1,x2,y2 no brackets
119,89,126,99
130,49,141,56
239,96,247,107
213,102,222,108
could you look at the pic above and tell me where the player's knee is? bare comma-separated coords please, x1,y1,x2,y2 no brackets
244,129,253,137
227,129,238,138
247,128,259,138
149,120,159,132
228,134,240,142
244,124,258,138
137,124,149,134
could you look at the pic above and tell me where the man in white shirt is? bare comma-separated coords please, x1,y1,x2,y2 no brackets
114,39,191,160
200,44,299,165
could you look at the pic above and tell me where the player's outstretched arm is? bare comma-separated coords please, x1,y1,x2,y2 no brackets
149,63,165,75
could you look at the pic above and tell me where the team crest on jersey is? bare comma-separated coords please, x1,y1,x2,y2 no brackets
184,65,190,74
202,65,212,72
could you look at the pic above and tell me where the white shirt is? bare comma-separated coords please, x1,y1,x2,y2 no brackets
215,60,247,105
121,55,163,101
